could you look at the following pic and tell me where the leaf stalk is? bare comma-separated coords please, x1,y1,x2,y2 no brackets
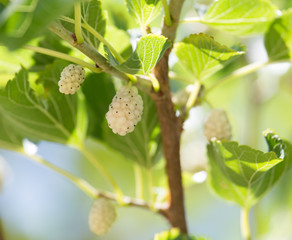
74,2,84,44
23,45,100,73
241,208,252,240
77,144,124,202
162,0,173,26
134,163,145,199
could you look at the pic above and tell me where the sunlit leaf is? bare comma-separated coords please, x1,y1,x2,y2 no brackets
264,9,292,61
203,0,278,35
0,61,78,145
174,33,244,81
106,34,171,75
125,0,162,27
0,0,79,49
98,24,132,59
207,131,288,208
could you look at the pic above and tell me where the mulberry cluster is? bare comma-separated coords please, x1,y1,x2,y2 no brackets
58,64,85,94
106,86,143,136
204,109,232,141
88,198,117,236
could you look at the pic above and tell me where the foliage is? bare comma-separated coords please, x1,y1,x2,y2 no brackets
202,0,278,35
0,0,292,239
174,33,244,81
207,131,290,208
106,34,171,75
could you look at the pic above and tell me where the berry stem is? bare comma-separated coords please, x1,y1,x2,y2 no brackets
77,144,124,202
147,168,154,206
241,208,252,240
148,74,160,92
74,2,84,44
23,45,100,73
81,20,125,63
162,0,173,26
186,81,201,111
134,163,145,199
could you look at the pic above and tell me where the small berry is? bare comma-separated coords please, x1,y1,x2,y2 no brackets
58,64,85,95
204,109,232,141
88,198,117,236
106,86,143,136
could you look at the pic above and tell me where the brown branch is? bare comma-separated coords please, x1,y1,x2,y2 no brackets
152,0,187,234
49,22,153,94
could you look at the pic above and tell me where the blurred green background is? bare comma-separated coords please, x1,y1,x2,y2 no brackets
1,0,292,239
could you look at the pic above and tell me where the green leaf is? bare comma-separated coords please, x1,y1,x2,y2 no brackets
153,228,208,240
125,0,162,27
0,111,23,150
103,91,162,168
0,61,78,145
0,0,8,6
106,34,171,75
0,0,79,49
264,10,292,61
264,129,292,169
207,131,288,208
174,34,244,81
81,0,106,49
82,72,116,139
203,0,278,35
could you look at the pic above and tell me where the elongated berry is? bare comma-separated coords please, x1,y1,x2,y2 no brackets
58,64,85,94
204,109,232,141
89,198,117,236
106,86,143,136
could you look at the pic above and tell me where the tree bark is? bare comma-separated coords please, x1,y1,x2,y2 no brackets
152,0,187,234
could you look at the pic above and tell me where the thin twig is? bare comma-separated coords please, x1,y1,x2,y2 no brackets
76,144,124,200
97,191,168,218
21,150,167,216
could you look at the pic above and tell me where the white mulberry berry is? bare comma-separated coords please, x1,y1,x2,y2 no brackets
106,86,143,136
89,198,117,236
204,109,232,141
58,64,85,94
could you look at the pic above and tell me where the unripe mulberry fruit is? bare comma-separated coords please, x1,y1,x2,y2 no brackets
58,64,85,94
204,109,232,141
106,86,143,136
89,198,117,236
